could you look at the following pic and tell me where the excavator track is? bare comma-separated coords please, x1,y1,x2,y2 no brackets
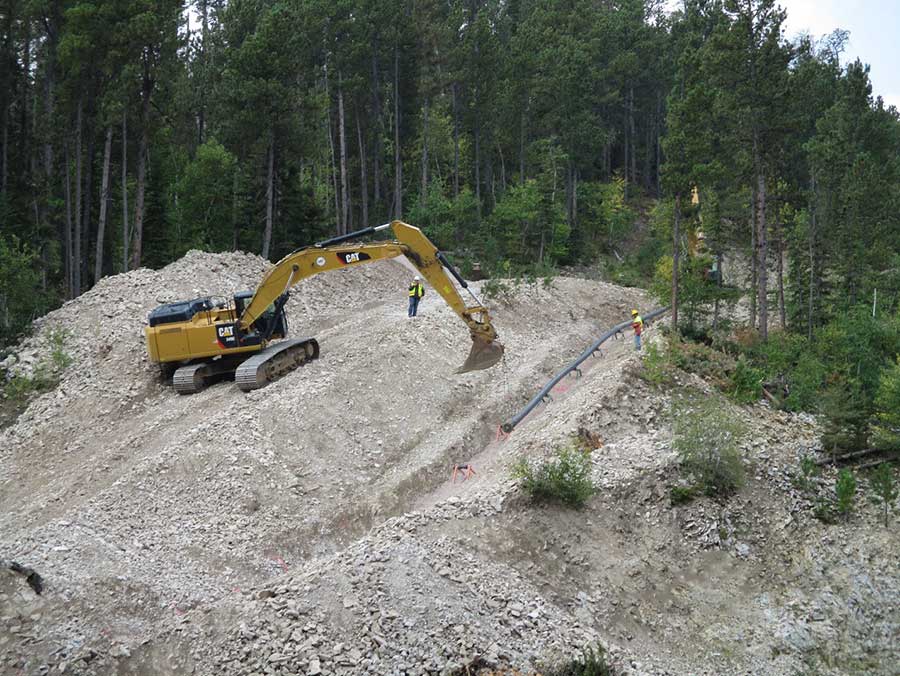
173,362,213,395
235,337,319,392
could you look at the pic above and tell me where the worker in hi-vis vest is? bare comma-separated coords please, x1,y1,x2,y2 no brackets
408,275,425,317
631,309,643,351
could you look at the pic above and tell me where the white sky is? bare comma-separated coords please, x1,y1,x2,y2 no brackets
779,0,900,110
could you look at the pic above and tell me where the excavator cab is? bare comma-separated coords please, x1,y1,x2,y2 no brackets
233,291,287,341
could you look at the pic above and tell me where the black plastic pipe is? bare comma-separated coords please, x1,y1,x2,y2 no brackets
500,307,669,433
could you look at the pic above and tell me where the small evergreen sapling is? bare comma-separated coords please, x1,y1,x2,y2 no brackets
869,463,897,527
835,469,857,518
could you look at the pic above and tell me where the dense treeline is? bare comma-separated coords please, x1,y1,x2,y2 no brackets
0,0,898,350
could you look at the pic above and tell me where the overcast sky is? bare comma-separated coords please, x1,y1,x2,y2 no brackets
778,0,899,109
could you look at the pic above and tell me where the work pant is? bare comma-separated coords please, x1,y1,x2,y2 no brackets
408,296,420,317
634,333,642,351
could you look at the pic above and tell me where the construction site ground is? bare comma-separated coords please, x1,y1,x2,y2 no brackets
1,251,897,676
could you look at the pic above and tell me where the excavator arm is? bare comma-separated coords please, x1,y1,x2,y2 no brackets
240,221,503,373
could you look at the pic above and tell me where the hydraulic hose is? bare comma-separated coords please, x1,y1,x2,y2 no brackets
500,307,669,434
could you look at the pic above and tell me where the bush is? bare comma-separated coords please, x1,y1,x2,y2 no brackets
792,455,821,492
512,444,597,508
873,358,900,450
639,341,674,386
543,645,616,676
672,397,746,497
728,355,763,404
835,469,857,518
868,463,898,527
669,484,697,505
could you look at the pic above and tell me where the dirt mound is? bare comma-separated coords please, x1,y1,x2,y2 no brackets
0,251,649,674
2,251,895,676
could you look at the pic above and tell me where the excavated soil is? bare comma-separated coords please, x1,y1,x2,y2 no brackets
1,251,897,676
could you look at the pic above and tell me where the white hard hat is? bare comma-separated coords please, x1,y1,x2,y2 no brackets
414,275,420,280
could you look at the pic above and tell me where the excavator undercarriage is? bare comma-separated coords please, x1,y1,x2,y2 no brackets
144,221,503,393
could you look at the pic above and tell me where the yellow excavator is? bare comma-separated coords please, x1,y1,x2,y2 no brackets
144,221,504,394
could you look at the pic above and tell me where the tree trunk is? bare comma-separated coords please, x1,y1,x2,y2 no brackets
655,90,662,195
420,98,428,209
64,142,73,298
356,108,368,227
749,183,757,328
263,130,274,258
1,102,7,195
452,82,459,197
672,194,680,331
519,108,526,185
326,106,340,233
130,60,152,270
197,0,208,147
82,111,95,289
94,125,112,283
232,164,239,250
629,85,636,185
474,118,481,220
808,172,817,340
573,168,578,225
74,96,83,297
393,48,402,219
622,110,629,200
338,78,349,233
121,109,129,272
756,170,768,341
371,52,382,207
776,214,785,330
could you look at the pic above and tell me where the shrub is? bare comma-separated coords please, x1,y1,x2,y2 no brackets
820,384,869,455
669,484,697,505
728,355,763,404
868,463,897,527
512,444,597,508
543,645,616,676
792,455,820,492
873,358,900,450
835,469,857,518
47,328,73,370
639,341,673,386
672,397,746,497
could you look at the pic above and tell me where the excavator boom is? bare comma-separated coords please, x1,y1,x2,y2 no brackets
240,221,503,373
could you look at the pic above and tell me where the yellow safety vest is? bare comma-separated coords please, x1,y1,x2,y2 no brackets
408,283,424,298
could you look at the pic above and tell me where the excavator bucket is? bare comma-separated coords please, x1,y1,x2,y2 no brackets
458,335,505,373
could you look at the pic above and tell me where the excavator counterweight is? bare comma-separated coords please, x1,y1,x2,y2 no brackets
144,221,504,392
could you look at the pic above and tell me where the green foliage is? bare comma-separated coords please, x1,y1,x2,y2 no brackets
820,383,869,455
512,444,597,508
873,357,900,450
543,645,616,676
728,355,764,404
639,341,674,386
792,455,821,494
169,139,239,255
47,328,73,370
835,468,857,517
0,236,50,348
672,397,746,497
669,484,698,505
868,463,898,527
